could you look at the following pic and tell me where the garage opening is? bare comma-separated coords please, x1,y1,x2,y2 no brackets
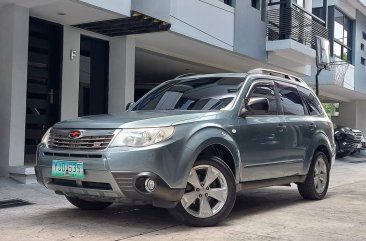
134,48,224,101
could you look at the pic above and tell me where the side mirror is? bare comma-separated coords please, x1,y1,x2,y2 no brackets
240,97,269,116
125,102,134,111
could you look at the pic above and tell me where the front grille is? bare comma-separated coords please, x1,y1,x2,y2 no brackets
43,152,103,159
51,179,112,190
353,130,362,141
48,133,114,151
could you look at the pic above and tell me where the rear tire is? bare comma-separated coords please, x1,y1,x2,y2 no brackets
297,151,330,200
169,156,236,227
66,196,113,210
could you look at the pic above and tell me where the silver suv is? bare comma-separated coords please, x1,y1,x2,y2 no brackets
35,69,335,226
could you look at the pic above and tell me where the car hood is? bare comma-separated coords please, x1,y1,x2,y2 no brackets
53,111,221,129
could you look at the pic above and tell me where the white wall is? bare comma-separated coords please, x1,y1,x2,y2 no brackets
79,0,131,17
108,36,135,114
0,4,29,174
61,26,81,120
170,0,234,50
131,0,171,22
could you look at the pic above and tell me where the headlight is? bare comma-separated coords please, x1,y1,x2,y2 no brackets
41,128,51,145
110,127,175,147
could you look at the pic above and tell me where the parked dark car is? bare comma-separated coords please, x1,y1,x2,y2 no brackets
334,126,362,157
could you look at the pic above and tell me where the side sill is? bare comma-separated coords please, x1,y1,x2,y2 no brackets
237,175,307,192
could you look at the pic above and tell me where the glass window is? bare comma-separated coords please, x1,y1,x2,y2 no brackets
298,87,323,116
251,0,260,10
333,8,353,63
247,83,278,115
224,0,233,6
277,83,305,116
132,77,244,111
293,0,305,8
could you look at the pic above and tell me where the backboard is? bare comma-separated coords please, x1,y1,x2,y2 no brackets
315,36,331,70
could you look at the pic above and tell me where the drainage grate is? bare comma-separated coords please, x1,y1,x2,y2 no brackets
0,199,33,209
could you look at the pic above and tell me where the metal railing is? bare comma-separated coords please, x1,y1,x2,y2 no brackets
267,1,328,49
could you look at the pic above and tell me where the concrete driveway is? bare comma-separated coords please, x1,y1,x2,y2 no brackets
0,155,365,241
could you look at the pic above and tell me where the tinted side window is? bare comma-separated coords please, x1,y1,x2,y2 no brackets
298,87,323,116
248,83,278,115
277,83,305,116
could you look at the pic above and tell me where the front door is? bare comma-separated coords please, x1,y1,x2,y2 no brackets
79,35,109,116
25,17,62,164
238,80,287,181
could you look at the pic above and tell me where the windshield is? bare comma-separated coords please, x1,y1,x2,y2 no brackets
132,77,244,111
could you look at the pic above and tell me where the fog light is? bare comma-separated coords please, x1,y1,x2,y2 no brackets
145,178,156,192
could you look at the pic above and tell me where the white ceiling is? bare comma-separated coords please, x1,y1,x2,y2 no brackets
30,0,122,25
135,48,223,84
0,0,60,8
135,31,302,82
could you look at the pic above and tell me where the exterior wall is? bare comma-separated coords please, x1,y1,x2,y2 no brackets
131,0,171,22
0,5,29,176
354,10,366,93
132,0,235,50
170,0,234,50
80,0,131,17
233,0,267,61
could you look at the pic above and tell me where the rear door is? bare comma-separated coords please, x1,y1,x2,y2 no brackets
275,81,308,176
297,86,326,169
238,79,287,181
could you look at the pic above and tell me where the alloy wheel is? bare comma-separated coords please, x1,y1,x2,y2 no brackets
181,165,228,218
313,156,328,194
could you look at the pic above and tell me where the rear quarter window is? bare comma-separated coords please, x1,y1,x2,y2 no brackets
298,87,324,116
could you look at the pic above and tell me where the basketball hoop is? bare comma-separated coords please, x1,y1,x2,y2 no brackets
328,61,349,86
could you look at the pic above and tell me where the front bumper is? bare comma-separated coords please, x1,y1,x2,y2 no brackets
35,139,188,208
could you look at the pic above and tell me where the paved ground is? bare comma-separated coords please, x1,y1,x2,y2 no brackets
1,155,366,241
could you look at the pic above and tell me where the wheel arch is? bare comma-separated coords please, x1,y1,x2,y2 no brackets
306,132,334,173
180,127,241,185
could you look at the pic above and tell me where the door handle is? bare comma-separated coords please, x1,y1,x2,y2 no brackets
309,123,317,130
48,89,55,105
276,124,286,132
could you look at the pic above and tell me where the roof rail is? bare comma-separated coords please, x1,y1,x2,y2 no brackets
175,73,196,79
248,68,304,84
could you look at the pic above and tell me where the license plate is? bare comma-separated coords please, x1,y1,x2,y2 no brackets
51,160,84,179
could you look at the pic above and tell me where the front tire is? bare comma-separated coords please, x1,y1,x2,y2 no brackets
169,156,236,227
66,196,113,210
297,151,330,200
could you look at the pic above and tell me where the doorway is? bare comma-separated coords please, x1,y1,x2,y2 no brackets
79,35,109,116
25,17,63,164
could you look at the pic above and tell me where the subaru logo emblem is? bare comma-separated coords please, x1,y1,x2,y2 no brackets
69,130,82,139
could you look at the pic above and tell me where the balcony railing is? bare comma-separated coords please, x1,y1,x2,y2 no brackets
267,2,328,49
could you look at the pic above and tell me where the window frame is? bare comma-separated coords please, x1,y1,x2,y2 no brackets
333,8,353,63
241,79,280,116
275,81,307,116
298,86,324,117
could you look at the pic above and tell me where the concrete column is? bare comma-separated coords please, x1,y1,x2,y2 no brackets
355,100,366,135
304,0,312,12
60,26,81,120
336,102,357,129
0,5,29,176
108,36,135,114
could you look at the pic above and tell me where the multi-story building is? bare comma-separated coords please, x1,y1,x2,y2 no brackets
0,0,362,183
310,0,366,137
